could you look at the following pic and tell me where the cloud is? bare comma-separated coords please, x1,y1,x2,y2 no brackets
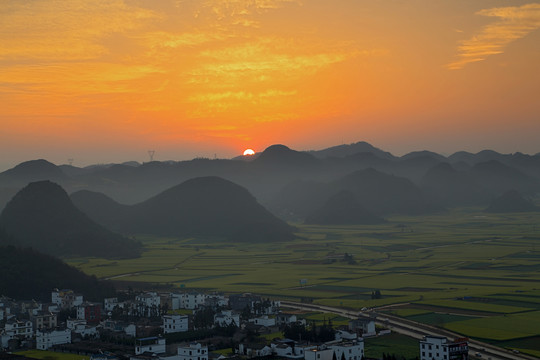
187,40,358,86
448,3,540,70
0,0,158,61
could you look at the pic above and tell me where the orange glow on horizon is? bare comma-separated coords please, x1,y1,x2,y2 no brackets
1,0,539,168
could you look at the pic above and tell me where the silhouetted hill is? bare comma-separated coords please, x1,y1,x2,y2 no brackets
0,240,115,302
253,144,320,168
0,181,141,258
308,141,395,160
305,190,386,225
0,159,67,186
485,190,539,213
73,177,295,242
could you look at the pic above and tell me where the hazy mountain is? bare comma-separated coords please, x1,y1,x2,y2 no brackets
420,162,489,206
0,181,141,258
73,176,295,242
0,159,67,186
469,160,540,195
400,150,446,162
305,190,386,225
485,190,539,213
307,141,395,160
331,168,438,215
0,241,115,302
271,168,438,220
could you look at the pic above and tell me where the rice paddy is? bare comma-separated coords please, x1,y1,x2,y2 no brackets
67,209,540,355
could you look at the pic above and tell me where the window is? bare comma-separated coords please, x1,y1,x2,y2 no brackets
422,345,425,349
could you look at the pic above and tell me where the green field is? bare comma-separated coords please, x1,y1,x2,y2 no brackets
67,209,540,355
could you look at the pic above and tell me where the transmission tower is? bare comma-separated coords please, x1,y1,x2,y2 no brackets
148,150,155,162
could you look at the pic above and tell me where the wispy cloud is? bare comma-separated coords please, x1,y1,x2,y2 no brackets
448,3,540,70
187,40,358,85
0,0,158,61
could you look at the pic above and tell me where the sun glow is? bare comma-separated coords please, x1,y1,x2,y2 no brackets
243,149,255,156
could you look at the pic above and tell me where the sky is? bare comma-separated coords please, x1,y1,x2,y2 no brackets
1,0,540,170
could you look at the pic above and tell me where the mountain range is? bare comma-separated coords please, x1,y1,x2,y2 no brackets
1,141,539,224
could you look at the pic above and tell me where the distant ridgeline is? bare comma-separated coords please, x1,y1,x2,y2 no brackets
0,180,142,259
71,176,296,242
0,142,539,224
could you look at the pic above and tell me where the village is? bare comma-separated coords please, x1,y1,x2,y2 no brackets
0,289,468,360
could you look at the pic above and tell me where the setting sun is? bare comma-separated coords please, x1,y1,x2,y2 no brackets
243,149,255,156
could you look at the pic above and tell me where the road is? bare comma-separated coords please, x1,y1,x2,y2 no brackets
280,301,538,360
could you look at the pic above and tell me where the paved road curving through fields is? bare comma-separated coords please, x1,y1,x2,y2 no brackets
280,301,538,360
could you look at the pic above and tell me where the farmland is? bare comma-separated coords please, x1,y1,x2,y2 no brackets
68,209,540,355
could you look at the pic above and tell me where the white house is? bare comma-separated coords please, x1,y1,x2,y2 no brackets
249,315,276,327
135,337,166,355
163,314,188,334
329,340,364,360
36,329,71,350
420,336,469,360
136,292,161,308
304,347,334,360
183,293,207,310
176,342,208,360
214,310,239,327
4,319,33,339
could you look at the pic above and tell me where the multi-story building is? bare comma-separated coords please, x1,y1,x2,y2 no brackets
420,336,469,360
329,340,364,360
76,302,101,324
135,336,166,355
31,311,57,330
162,314,188,334
4,319,33,339
176,342,208,360
36,329,71,350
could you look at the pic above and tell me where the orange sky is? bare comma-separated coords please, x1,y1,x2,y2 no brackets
1,0,540,169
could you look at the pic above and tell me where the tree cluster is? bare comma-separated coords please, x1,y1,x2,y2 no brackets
0,243,116,302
